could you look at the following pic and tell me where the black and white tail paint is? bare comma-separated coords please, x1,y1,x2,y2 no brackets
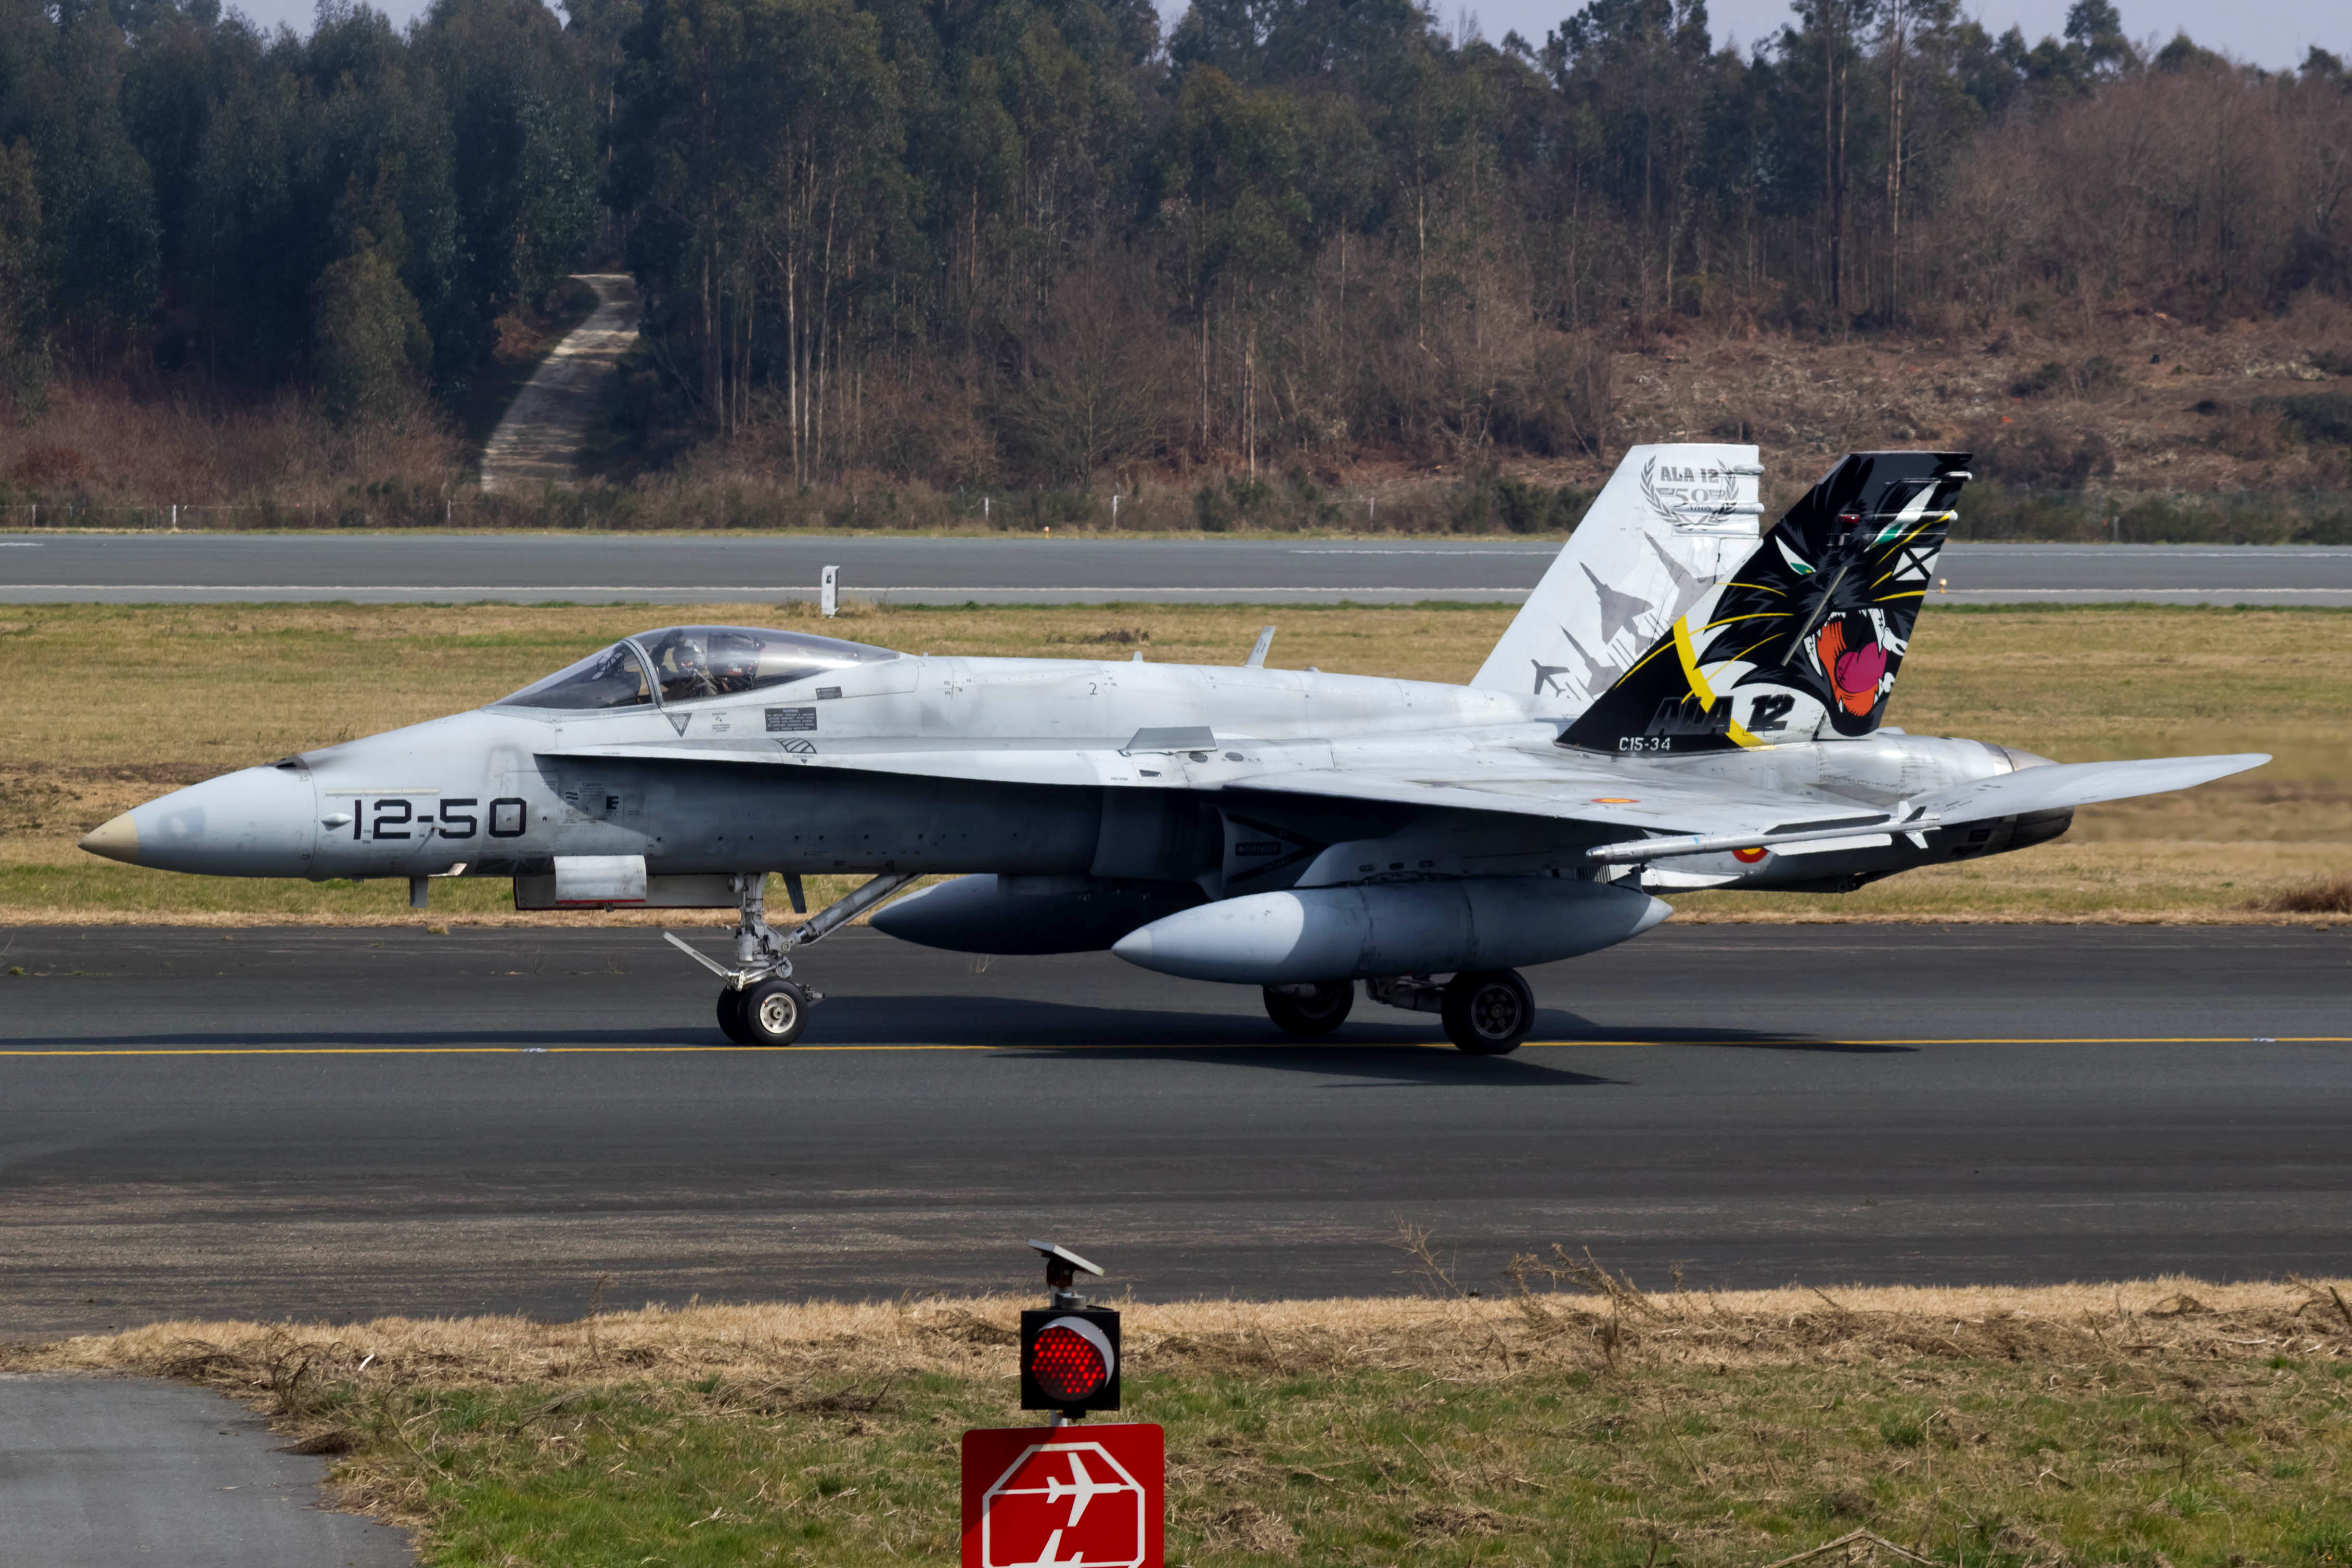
1561,451,1971,754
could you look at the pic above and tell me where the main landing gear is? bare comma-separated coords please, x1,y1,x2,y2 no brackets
1270,969,1538,1055
1438,969,1536,1056
666,871,918,1048
1261,981,1354,1036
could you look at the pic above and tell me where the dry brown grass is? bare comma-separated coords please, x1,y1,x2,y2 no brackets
12,1277,2349,1393
2243,876,2352,915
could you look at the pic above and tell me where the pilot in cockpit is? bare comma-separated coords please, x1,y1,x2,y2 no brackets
708,633,762,693
660,633,722,700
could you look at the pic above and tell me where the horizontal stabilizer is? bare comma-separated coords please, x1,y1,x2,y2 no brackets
1908,753,2269,824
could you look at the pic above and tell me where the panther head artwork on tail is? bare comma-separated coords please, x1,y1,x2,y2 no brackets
1560,452,1970,753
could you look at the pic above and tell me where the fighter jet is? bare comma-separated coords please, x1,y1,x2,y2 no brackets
81,447,2266,1053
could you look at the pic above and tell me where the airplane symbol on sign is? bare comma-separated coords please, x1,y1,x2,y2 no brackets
968,1427,1161,1568
1046,1453,1119,1524
1005,1451,1127,1528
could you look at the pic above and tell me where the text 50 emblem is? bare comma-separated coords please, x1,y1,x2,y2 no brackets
327,796,530,840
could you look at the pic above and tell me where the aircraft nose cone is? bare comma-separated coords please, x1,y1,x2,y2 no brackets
78,813,139,865
97,764,318,877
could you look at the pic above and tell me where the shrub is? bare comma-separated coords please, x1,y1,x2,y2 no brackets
1968,417,2115,489
311,239,434,428
2009,359,2066,397
2242,877,2352,915
2277,392,2352,448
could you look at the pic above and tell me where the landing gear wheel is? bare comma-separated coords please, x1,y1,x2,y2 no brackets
1263,981,1354,1036
736,978,810,1047
715,986,753,1045
1442,969,1534,1056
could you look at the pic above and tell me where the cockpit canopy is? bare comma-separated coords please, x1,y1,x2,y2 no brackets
494,626,904,711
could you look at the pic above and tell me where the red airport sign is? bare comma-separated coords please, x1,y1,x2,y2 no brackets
960,1423,1165,1568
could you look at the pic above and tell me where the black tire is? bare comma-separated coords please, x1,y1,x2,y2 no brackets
1263,981,1354,1036
715,987,753,1045
1442,969,1534,1055
737,978,811,1047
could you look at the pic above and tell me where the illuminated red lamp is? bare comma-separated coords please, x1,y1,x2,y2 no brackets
1020,1309,1121,1417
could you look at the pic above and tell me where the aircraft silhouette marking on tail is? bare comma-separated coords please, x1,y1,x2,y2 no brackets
1579,563,1653,646
1642,530,1712,601
1469,441,1762,705
1562,628,1619,692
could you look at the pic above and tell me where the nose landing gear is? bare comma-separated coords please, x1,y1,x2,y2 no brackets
717,977,811,1047
667,871,918,1047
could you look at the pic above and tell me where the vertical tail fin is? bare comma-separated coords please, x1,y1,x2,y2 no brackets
1471,444,1763,709
1560,452,1971,753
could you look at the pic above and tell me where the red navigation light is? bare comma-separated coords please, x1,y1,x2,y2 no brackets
1031,1324,1106,1402
1020,1309,1122,1416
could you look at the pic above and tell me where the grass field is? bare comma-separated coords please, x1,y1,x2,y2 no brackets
9,1275,2351,1567
1,602,2346,924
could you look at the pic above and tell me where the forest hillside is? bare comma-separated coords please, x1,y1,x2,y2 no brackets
0,0,2347,535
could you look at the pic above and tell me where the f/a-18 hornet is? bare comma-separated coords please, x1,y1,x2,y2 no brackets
84,446,2265,1053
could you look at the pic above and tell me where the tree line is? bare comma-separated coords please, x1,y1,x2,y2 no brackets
1,0,2347,488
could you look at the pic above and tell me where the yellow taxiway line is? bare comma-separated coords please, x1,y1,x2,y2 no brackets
0,1037,2345,1058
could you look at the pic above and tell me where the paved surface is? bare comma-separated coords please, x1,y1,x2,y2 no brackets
1,924,2344,1334
0,1374,413,1566
477,273,637,495
3,536,2349,605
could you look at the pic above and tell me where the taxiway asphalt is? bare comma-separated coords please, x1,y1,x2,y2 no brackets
0,1374,414,1566
4,534,2350,605
1,923,2344,1336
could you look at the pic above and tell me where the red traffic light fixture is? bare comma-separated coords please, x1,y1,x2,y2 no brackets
1021,1240,1120,1423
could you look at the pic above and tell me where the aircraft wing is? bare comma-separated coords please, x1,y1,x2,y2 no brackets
1906,753,2268,823
1245,751,2271,846
540,736,2268,849
1230,763,1857,837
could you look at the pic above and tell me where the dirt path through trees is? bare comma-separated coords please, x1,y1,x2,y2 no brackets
478,274,638,494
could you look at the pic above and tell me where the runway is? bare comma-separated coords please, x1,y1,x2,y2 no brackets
1,923,2344,1337
4,534,2350,605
